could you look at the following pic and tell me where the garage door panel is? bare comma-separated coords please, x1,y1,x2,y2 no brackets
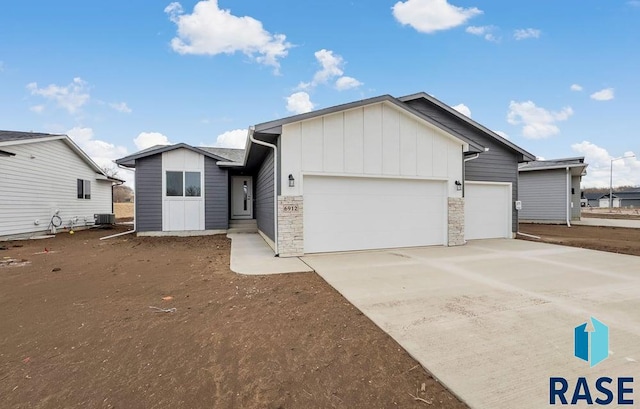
304,176,446,253
465,183,511,240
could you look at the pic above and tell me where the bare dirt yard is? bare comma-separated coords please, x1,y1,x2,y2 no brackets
582,208,640,220
518,223,640,256
0,227,466,409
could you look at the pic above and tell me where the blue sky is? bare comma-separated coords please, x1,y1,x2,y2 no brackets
1,0,639,187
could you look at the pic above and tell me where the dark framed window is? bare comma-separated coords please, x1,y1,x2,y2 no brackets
166,171,201,197
185,172,201,197
166,171,183,196
77,179,91,199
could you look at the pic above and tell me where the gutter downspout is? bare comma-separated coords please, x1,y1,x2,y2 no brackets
566,167,572,227
248,126,279,256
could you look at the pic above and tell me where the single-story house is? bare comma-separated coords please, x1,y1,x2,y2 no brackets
518,157,588,224
614,190,640,208
583,192,603,208
0,130,122,239
116,93,535,256
598,193,621,208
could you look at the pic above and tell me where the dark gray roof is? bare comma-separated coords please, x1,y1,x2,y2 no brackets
398,92,537,162
253,94,486,153
519,157,587,172
613,191,640,200
583,192,604,200
199,147,245,163
0,130,64,143
116,143,229,168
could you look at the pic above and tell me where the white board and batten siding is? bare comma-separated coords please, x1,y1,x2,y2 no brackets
0,139,112,237
279,101,465,253
161,148,205,232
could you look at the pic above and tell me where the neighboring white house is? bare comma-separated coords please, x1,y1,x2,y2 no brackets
0,130,121,239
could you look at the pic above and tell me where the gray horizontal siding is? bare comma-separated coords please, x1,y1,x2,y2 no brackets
405,99,520,232
205,158,229,230
571,176,581,219
135,155,162,232
256,150,275,241
519,169,567,221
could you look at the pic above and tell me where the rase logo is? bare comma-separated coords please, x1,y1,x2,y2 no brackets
550,317,634,406
574,317,609,367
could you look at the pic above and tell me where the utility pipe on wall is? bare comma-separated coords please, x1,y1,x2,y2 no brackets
248,126,279,256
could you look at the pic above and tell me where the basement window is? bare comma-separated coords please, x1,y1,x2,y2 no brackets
77,179,91,199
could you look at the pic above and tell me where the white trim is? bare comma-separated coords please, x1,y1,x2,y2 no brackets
138,230,226,237
302,171,449,181
0,135,65,147
464,181,513,239
258,229,276,251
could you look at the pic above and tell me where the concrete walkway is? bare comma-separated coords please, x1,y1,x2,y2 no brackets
228,233,313,275
303,240,640,409
574,217,640,228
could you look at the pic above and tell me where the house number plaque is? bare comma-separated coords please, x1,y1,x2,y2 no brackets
283,205,299,212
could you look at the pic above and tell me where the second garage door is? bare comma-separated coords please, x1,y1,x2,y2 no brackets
303,176,447,253
464,182,512,240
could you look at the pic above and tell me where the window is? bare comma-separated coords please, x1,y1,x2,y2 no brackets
185,172,201,197
166,171,183,197
166,171,201,197
77,179,91,199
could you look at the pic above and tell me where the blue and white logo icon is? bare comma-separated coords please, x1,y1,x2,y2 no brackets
574,317,609,367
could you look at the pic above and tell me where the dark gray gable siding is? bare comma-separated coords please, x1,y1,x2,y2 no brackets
135,155,162,232
404,99,520,232
256,150,275,241
519,169,567,221
204,157,229,230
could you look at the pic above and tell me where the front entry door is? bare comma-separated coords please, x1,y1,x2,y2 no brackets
231,176,253,219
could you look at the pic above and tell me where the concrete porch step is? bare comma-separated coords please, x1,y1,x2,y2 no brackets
228,219,258,234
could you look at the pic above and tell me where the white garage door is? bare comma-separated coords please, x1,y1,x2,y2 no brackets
465,182,512,240
303,176,447,253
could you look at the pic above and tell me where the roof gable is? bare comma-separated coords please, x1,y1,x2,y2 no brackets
253,94,484,153
398,93,536,162
0,130,120,182
116,143,230,167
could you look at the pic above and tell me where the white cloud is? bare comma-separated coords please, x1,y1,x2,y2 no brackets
570,84,583,92
572,141,640,187
67,126,129,176
165,0,291,72
30,105,45,114
335,76,363,91
465,25,500,42
286,92,314,115
214,129,247,148
452,103,471,117
494,130,509,139
27,77,90,114
507,100,573,139
513,28,541,40
590,88,615,101
109,102,132,113
297,49,362,92
392,0,482,33
133,132,172,150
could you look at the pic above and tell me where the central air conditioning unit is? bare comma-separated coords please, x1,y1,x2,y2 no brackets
94,213,116,225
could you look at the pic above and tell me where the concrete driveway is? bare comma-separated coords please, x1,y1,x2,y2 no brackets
303,239,640,409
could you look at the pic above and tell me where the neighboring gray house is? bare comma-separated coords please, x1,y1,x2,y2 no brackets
613,190,640,208
518,157,588,224
117,93,535,256
583,192,603,208
0,130,122,239
598,190,640,208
